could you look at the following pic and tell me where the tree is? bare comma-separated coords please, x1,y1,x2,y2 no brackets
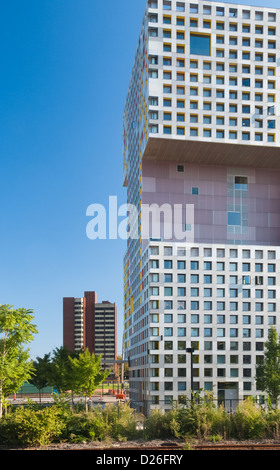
69,349,109,411
256,327,280,408
0,304,38,417
29,353,51,402
47,346,78,394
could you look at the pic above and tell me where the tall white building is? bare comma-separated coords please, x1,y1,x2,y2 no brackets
123,0,280,414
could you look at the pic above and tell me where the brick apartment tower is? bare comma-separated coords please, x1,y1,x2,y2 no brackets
63,291,117,370
123,0,280,414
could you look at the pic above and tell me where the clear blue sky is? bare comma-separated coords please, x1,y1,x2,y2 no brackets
0,0,279,359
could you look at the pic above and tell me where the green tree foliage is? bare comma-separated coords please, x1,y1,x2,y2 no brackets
256,327,280,408
0,305,38,417
29,354,51,402
47,346,79,393
68,349,109,411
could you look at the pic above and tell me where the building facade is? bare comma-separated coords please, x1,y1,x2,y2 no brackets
123,0,280,414
63,291,117,371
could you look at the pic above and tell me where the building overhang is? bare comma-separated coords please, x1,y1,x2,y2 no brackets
143,137,280,168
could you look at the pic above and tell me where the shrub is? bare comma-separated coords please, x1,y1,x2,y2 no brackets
167,394,231,440
0,405,67,447
232,398,267,440
262,408,280,439
103,403,141,441
144,409,174,439
62,407,109,442
2,398,280,448
61,403,142,443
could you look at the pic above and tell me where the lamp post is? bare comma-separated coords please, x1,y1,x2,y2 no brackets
186,347,195,402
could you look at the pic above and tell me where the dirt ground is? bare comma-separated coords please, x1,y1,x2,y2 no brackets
6,437,280,451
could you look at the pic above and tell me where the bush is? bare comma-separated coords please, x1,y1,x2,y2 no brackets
162,394,231,441
2,398,280,447
0,405,68,447
264,408,280,439
103,403,141,441
58,403,141,443
62,407,109,443
232,398,267,440
144,409,174,439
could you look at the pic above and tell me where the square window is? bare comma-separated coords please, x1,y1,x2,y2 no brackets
177,17,185,26
242,132,250,141
242,52,250,60
190,114,198,123
190,128,198,136
190,19,198,27
242,78,250,87
242,118,250,127
177,59,185,67
177,100,185,108
190,34,211,56
268,13,276,22
255,133,263,142
229,23,237,31
216,7,224,16
242,105,250,114
163,126,172,134
203,20,211,29
242,38,250,47
242,24,250,33
216,130,224,138
203,61,211,70
229,50,237,59
177,127,185,135
216,63,224,71
203,5,211,14
163,71,172,80
177,45,185,53
216,49,224,58
176,1,185,12
235,176,248,190
255,26,263,34
163,112,172,121
177,113,185,122
216,103,224,112
216,22,224,30
190,101,198,109
228,212,241,225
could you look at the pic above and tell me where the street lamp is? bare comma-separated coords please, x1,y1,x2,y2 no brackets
186,347,195,401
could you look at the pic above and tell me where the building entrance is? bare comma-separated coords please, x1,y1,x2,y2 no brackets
218,382,239,412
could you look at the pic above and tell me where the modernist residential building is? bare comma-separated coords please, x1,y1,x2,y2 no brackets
63,290,117,370
123,0,280,414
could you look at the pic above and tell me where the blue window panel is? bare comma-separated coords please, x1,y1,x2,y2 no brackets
190,34,211,56
243,78,250,86
235,176,248,190
228,212,241,226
